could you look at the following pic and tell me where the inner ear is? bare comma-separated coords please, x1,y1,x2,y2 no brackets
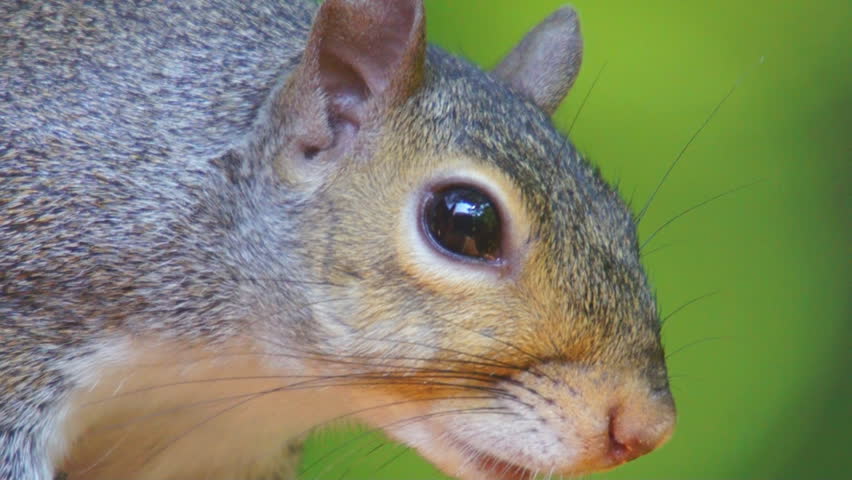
284,0,425,160
317,55,369,133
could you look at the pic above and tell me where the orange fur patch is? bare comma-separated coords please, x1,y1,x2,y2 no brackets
57,338,347,480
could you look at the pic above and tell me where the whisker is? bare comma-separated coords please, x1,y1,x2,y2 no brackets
136,393,501,475
244,320,530,374
427,310,554,380
568,61,608,135
666,336,730,360
545,466,556,480
373,443,411,474
88,361,506,405
295,394,498,480
148,344,512,376
326,436,393,480
248,328,561,392
351,335,530,373
137,387,273,469
88,387,282,433
626,183,639,210
640,179,765,250
84,374,325,406
83,367,513,434
73,428,132,475
237,277,553,381
90,332,531,405
316,433,407,480
636,69,752,224
302,406,514,477
85,374,435,434
240,281,553,379
87,375,505,434
641,242,671,258
660,291,719,326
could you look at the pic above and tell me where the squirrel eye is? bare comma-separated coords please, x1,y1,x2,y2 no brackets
423,186,502,262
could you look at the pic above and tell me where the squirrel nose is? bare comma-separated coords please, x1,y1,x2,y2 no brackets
605,396,676,465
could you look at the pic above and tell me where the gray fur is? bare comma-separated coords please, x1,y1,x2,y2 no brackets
2,1,314,477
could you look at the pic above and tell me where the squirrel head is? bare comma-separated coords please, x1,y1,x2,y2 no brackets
241,0,675,477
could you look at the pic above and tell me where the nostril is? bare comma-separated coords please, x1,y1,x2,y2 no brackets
606,407,660,465
607,415,631,463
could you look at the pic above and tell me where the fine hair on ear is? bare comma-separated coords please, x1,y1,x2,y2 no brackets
492,6,583,115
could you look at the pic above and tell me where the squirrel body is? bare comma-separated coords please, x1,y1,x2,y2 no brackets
2,2,318,476
1,1,676,479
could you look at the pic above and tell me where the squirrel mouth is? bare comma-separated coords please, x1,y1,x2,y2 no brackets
444,434,537,480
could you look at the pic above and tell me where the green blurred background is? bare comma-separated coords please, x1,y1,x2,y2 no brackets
300,1,851,478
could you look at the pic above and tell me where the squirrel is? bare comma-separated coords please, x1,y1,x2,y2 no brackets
0,1,676,479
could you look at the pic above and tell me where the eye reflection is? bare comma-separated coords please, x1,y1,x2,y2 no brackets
423,186,502,261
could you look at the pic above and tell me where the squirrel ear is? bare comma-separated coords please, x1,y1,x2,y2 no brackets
492,6,583,115
281,0,425,161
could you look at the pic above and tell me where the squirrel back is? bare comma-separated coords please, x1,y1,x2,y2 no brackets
1,1,675,479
